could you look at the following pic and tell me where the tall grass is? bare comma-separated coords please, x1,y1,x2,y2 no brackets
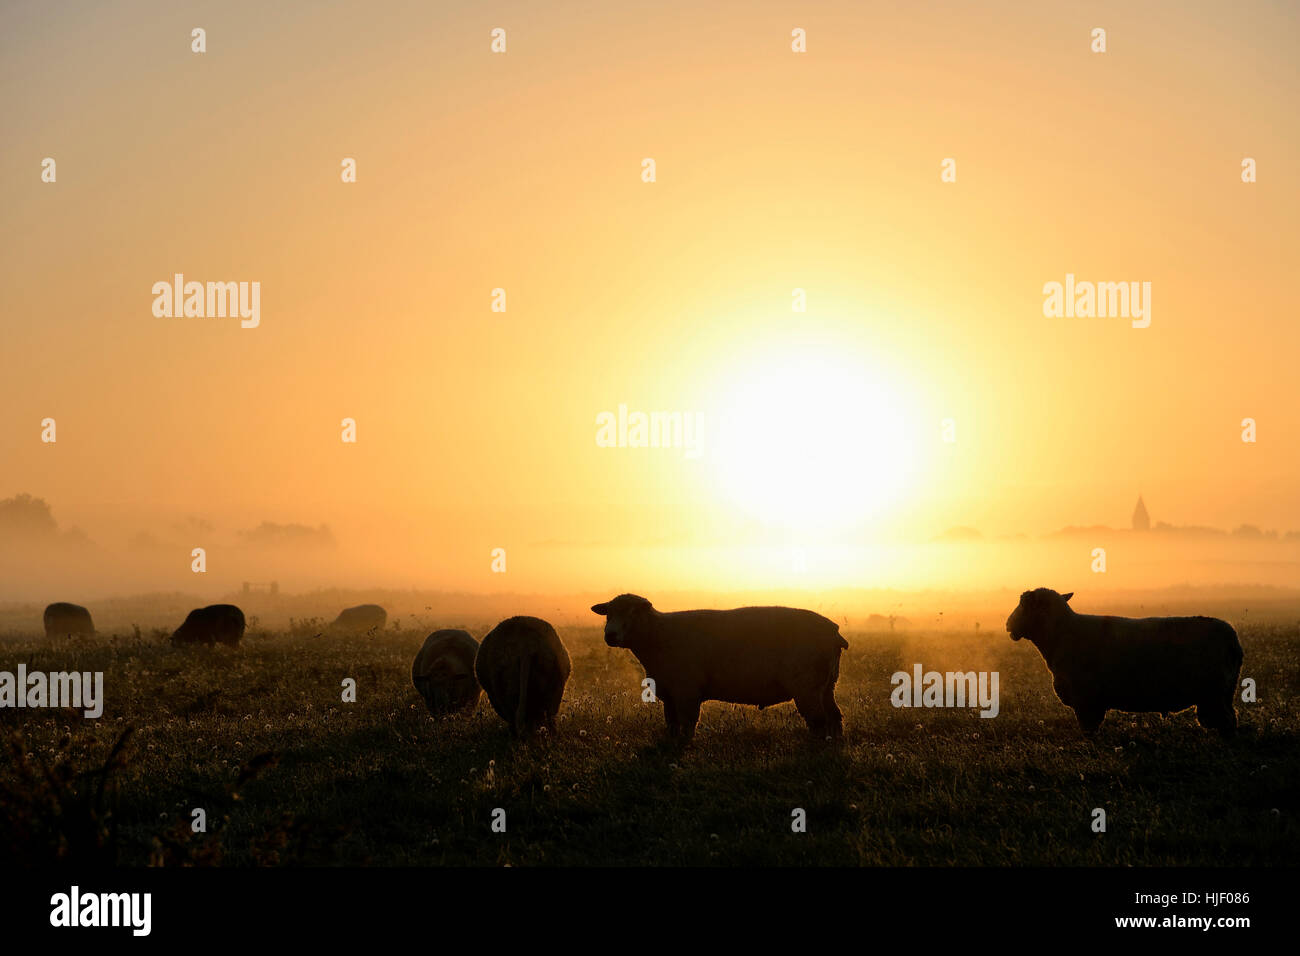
0,624,1295,865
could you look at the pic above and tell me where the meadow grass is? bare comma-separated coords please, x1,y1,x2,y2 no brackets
1,623,1295,865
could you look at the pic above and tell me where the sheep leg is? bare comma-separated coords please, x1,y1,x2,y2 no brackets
661,696,680,737
1196,701,1237,736
675,698,701,743
821,683,844,740
794,692,828,738
513,654,532,738
1073,704,1106,737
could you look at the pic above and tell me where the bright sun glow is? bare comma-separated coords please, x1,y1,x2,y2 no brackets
708,344,919,531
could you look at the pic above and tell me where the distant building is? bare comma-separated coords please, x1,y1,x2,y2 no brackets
1132,495,1150,531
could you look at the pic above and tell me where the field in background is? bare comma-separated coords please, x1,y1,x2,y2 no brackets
1,620,1296,866
7,582,1300,636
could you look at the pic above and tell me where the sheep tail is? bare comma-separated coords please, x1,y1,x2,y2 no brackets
515,653,531,735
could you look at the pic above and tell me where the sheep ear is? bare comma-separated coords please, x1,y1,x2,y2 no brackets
1062,592,1074,603
590,602,610,615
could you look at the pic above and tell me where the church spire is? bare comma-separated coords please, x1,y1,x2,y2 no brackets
1132,495,1150,531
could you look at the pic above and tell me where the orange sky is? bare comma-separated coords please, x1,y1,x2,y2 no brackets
2,0,1298,599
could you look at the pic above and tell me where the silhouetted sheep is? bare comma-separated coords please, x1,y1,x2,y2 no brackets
1006,588,1243,735
474,616,571,737
171,604,246,647
590,594,848,742
43,602,94,638
411,629,481,715
331,604,387,635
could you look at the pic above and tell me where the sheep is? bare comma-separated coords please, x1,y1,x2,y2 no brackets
171,604,246,647
590,594,848,743
473,616,571,737
330,604,387,635
1006,588,1243,736
43,602,94,638
411,629,481,715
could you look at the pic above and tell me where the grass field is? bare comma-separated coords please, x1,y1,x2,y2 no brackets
2,621,1297,866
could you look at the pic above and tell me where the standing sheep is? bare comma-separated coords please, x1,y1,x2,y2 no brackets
1006,588,1243,735
330,604,387,635
171,604,246,647
44,602,94,638
590,594,848,742
474,616,571,737
411,629,482,715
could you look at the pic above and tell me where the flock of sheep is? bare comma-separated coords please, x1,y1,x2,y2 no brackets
38,589,1245,740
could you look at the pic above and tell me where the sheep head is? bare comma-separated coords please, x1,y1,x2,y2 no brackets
1006,588,1073,642
422,658,476,713
590,594,656,647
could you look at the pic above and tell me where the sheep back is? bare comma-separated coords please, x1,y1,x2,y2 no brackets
645,606,846,706
1048,614,1242,716
171,604,246,646
44,602,95,638
474,616,571,736
331,604,388,634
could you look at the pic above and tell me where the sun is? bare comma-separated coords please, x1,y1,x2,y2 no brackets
707,344,920,531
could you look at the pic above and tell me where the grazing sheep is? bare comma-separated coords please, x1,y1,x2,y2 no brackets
171,604,246,647
411,629,481,715
331,604,387,635
590,594,848,742
43,602,94,638
1006,588,1243,736
474,616,571,737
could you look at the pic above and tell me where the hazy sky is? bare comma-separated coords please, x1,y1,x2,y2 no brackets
2,0,1298,598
